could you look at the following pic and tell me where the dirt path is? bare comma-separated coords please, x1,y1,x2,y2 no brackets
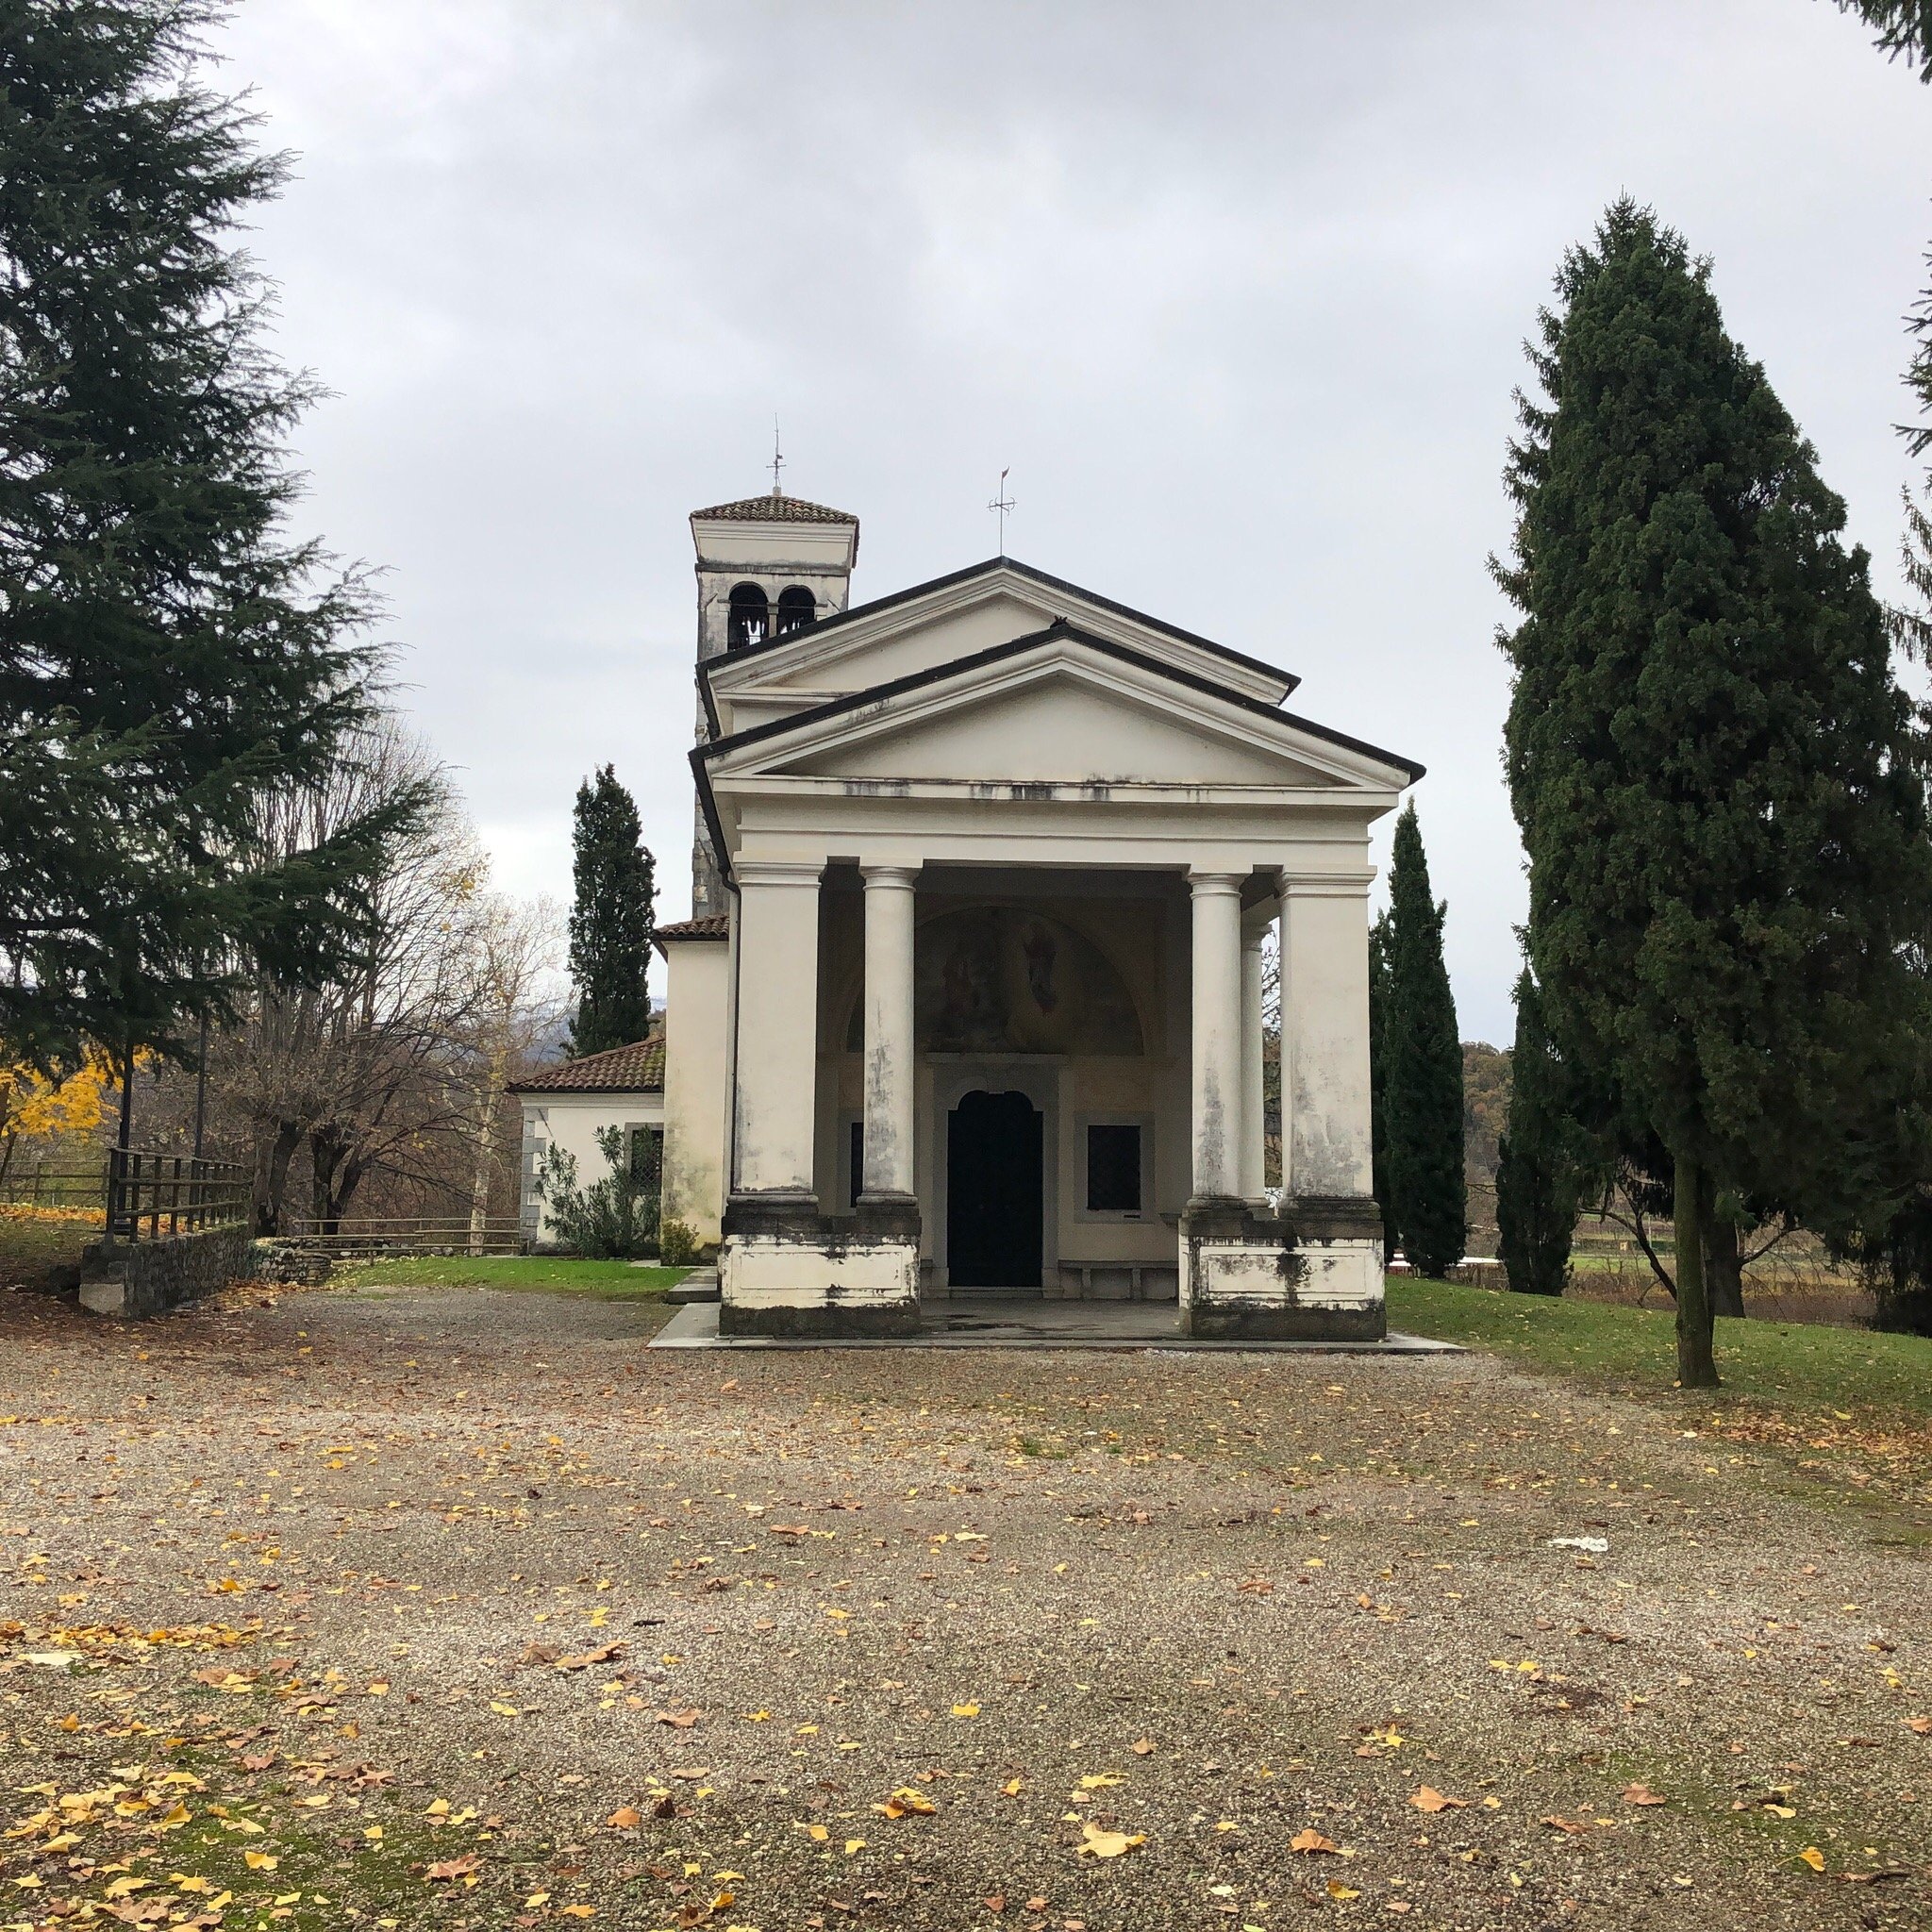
1,1280,1926,1931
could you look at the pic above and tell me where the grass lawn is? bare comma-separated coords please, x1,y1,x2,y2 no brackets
0,1204,102,1291
1391,1271,1932,1516
330,1253,690,1297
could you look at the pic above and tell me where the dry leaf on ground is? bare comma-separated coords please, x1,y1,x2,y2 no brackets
1076,1821,1146,1858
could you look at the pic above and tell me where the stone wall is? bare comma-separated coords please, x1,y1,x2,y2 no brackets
79,1226,256,1320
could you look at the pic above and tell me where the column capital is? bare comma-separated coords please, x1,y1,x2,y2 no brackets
1186,869,1246,896
1277,870,1374,899
859,863,922,890
736,858,824,888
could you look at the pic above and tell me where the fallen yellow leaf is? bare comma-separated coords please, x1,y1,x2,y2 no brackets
1327,1880,1362,1900
1076,1820,1146,1858
873,1786,937,1819
243,1850,278,1872
1798,1847,1826,1874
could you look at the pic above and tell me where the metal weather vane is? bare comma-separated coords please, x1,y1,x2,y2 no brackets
988,467,1014,555
769,416,785,497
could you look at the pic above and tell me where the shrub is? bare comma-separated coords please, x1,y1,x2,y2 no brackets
658,1218,701,1267
535,1127,659,1259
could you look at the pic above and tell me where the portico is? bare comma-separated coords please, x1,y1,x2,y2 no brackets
648,500,1421,1341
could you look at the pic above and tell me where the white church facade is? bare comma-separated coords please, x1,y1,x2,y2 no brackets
652,489,1422,1341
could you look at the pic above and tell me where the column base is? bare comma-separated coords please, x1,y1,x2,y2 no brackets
1179,1195,1386,1342
718,1194,922,1339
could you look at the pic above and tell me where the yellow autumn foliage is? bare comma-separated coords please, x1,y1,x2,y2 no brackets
0,1053,116,1151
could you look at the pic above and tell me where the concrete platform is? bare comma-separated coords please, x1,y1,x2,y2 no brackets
648,1299,1459,1353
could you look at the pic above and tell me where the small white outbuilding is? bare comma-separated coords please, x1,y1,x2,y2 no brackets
510,1036,664,1249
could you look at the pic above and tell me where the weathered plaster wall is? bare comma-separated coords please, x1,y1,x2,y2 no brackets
660,940,729,1243
1282,882,1375,1200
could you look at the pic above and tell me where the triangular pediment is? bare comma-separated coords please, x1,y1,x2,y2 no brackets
702,558,1298,739
705,628,1417,796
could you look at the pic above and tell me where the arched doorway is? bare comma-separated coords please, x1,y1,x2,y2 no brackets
946,1088,1043,1290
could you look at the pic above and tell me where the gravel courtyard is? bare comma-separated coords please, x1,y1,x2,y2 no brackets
1,1279,1927,1932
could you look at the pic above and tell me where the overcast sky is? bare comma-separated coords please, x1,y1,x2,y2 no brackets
215,0,1928,1043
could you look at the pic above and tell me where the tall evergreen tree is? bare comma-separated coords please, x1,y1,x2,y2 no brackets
1494,969,1585,1296
1497,201,1931,1386
1381,802,1466,1278
1832,1,1932,77
566,765,655,1057
0,1,401,1074
1368,911,1395,1251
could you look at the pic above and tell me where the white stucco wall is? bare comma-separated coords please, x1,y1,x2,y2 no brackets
520,1090,663,1247
659,939,730,1243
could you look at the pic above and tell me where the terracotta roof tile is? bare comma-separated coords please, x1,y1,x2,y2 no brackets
655,913,730,942
510,1033,664,1094
690,492,857,525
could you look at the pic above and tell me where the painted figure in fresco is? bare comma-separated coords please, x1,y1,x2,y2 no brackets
1021,920,1059,1015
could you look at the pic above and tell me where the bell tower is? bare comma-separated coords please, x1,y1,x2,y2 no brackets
686,487,859,915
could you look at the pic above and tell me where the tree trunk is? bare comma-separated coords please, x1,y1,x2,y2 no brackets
1707,1214,1745,1320
328,1156,366,1227
309,1131,345,1236
469,1038,509,1256
255,1120,300,1236
1674,1155,1720,1388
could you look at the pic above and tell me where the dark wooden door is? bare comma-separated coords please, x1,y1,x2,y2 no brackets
946,1088,1043,1289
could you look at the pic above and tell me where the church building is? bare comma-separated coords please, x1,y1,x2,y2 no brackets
652,489,1422,1341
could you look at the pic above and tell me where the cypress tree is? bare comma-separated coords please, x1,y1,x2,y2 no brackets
1382,802,1466,1278
0,1,399,1072
566,765,656,1057
1368,911,1395,1251
1497,201,1931,1386
1494,970,1584,1296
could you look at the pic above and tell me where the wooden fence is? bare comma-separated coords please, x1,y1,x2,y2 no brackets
272,1215,527,1257
0,1160,108,1212
106,1150,250,1241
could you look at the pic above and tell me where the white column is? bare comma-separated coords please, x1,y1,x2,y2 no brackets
859,864,919,1202
730,859,823,1199
1188,870,1245,1203
1281,875,1374,1201
1240,918,1269,1203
